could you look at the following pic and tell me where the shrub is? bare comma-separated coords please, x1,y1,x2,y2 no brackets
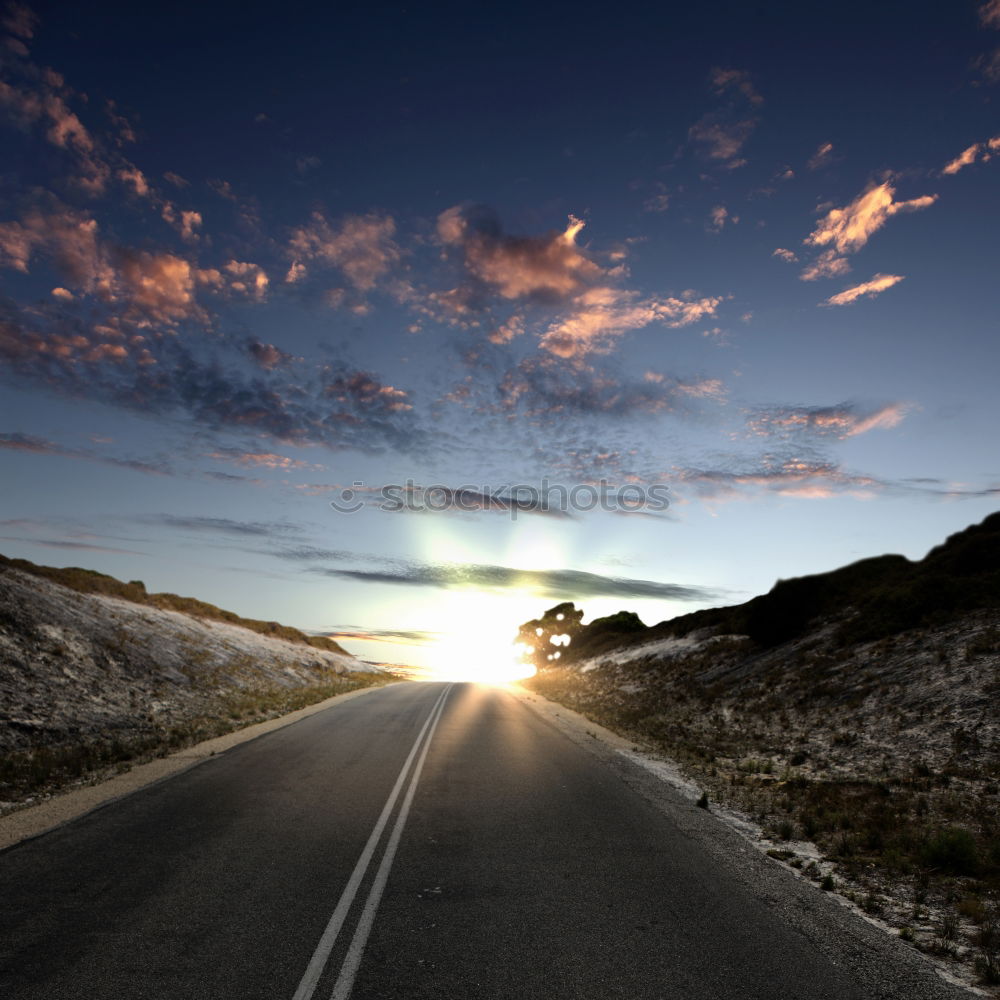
921,826,979,876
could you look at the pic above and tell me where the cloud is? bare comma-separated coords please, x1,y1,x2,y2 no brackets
2,3,37,39
688,67,760,169
0,536,142,555
804,181,937,258
207,449,312,470
115,250,201,324
539,287,722,358
437,206,599,301
824,273,904,306
0,304,424,454
977,48,1000,83
673,457,881,502
980,0,1000,27
799,249,851,281
0,431,170,474
0,205,113,291
432,206,723,358
642,186,670,213
688,115,755,167
746,402,910,439
772,248,798,263
942,136,1000,175
318,626,439,645
807,142,834,170
943,144,981,176
496,354,725,418
0,74,110,194
0,205,219,325
313,559,720,602
710,67,763,106
325,370,412,412
707,205,734,232
288,211,400,293
247,339,293,370
152,515,305,537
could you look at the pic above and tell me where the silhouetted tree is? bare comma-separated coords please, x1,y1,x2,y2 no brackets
516,602,583,670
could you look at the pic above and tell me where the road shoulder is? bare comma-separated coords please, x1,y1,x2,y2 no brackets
511,682,983,1000
0,682,395,852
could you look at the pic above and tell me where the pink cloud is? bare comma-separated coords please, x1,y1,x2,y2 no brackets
772,247,798,263
980,0,1000,27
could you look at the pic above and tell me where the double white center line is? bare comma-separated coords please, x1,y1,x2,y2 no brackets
292,683,452,1000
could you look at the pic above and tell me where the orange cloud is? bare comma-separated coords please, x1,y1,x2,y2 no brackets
225,259,268,301
824,273,904,306
116,251,198,324
942,136,1000,175
0,80,109,194
772,247,797,263
289,211,400,293
980,0,1000,27
805,181,937,257
539,287,722,358
2,3,37,39
800,248,850,281
209,451,310,470
747,402,910,439
943,144,981,175
710,67,763,106
0,206,114,292
807,142,834,170
326,371,413,412
437,208,599,300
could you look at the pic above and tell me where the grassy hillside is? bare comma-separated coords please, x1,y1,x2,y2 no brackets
520,512,1000,990
0,553,348,655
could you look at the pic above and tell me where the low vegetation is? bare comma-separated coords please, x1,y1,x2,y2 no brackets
0,670,388,805
0,554,349,655
0,555,392,811
520,512,1000,991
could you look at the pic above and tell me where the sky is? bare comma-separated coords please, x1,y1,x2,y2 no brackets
1,0,999,678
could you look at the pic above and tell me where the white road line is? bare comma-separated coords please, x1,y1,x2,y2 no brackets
329,683,451,1000
291,684,452,1000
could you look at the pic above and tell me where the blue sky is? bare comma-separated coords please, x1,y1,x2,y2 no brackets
1,0,999,674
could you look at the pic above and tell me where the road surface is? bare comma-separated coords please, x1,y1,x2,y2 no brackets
0,682,970,999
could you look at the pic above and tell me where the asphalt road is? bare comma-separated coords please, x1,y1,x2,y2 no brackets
0,682,971,999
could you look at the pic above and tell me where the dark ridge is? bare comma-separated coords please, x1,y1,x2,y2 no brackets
519,511,1000,666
